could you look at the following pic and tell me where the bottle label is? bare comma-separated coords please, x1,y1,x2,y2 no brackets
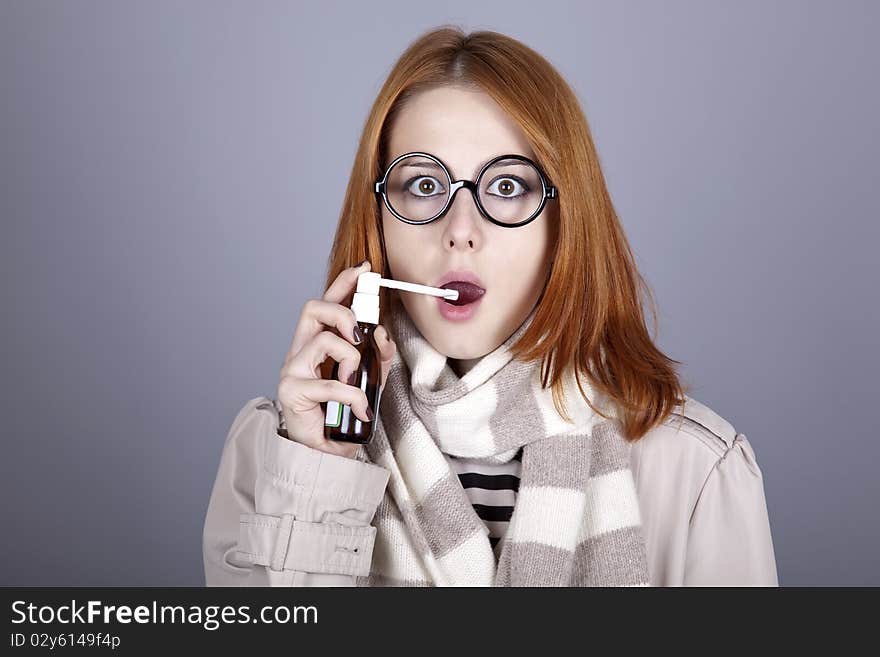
325,400,343,427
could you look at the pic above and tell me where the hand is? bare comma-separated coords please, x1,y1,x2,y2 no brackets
276,261,396,459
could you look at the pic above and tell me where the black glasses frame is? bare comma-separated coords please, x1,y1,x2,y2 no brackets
374,151,559,228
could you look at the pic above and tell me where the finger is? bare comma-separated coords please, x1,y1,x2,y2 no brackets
374,324,396,360
374,324,397,388
285,297,364,365
283,330,362,386
322,260,371,305
294,377,372,423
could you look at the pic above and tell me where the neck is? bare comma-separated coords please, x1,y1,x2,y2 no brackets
449,356,481,378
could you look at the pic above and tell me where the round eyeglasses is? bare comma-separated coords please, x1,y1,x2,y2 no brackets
374,152,558,228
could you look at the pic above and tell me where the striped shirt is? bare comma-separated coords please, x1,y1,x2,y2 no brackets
444,446,523,559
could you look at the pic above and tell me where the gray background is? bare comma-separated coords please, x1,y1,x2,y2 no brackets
1,0,877,586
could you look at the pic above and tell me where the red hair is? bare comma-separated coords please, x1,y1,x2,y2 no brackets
322,25,689,441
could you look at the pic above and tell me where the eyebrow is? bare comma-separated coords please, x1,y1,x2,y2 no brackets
397,154,532,179
399,159,443,170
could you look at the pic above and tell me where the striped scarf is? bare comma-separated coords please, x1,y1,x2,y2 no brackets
358,301,651,587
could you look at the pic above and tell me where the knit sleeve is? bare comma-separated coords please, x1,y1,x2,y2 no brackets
202,396,390,586
683,433,779,586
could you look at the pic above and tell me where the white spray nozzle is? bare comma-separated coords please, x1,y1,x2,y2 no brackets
356,271,459,301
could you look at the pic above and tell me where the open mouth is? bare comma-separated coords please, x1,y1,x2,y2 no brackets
442,281,486,306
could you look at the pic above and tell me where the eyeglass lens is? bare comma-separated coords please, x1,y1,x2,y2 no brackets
384,154,544,224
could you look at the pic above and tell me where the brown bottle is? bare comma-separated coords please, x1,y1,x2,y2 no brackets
324,272,384,444
324,322,382,444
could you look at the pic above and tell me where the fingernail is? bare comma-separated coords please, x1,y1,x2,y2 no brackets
353,324,364,343
347,371,357,386
365,406,374,421
354,259,369,269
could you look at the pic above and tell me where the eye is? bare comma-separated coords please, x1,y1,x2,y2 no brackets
405,175,446,198
486,175,529,199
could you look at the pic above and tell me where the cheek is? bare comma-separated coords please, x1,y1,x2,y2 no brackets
499,221,553,271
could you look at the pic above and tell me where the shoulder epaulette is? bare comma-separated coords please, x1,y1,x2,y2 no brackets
667,395,737,450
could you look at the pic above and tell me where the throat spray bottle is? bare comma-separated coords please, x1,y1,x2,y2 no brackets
324,271,459,444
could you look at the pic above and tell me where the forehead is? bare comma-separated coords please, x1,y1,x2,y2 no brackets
387,86,535,177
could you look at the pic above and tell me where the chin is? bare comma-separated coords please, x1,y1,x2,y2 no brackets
442,345,490,360
420,321,490,359
421,329,474,357
405,297,503,355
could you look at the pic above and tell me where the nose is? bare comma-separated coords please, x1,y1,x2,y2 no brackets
441,183,483,251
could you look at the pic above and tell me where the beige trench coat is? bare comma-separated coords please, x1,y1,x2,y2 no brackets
202,394,779,587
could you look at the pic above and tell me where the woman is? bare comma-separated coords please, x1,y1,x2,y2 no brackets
203,26,778,586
